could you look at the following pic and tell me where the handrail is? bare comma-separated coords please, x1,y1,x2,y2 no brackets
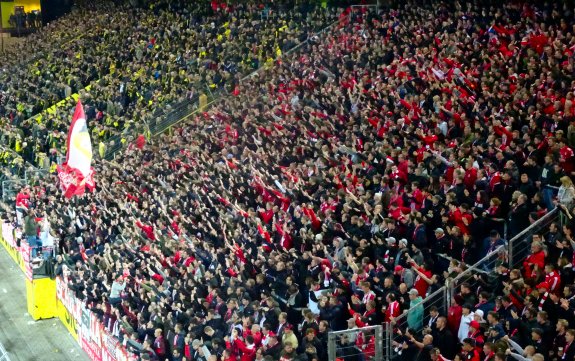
507,207,559,245
449,245,505,284
507,207,560,267
390,284,447,327
0,340,12,361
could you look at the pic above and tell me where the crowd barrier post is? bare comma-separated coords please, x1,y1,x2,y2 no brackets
385,321,393,360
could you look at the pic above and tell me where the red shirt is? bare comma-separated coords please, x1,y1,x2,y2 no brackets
465,349,480,361
560,145,574,173
413,265,432,297
447,304,462,336
545,271,561,292
385,301,401,322
153,336,166,357
233,339,256,361
523,250,546,278
463,167,478,190
15,192,30,208
450,209,473,235
135,221,155,240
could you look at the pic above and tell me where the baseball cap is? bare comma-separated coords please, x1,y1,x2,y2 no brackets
394,265,403,273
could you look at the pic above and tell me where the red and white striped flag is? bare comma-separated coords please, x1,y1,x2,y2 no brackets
57,100,95,198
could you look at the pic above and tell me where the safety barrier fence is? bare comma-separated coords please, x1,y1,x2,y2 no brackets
445,245,507,309
0,340,12,361
388,286,447,360
508,206,561,269
1,168,49,202
328,325,383,361
382,206,567,360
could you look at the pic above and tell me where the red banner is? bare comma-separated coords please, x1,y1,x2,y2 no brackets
56,277,131,361
82,337,102,361
1,222,15,247
22,244,32,280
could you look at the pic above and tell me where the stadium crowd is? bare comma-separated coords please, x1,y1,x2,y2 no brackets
0,0,337,169
5,0,575,361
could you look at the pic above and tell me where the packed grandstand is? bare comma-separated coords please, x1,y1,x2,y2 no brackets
1,0,575,361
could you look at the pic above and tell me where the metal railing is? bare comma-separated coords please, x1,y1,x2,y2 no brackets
0,340,12,361
388,286,447,360
1,179,27,202
1,167,51,201
24,169,49,187
445,245,507,308
508,207,560,269
328,325,383,361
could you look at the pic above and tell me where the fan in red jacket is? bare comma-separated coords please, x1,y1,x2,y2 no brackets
384,293,401,322
135,219,156,241
544,264,561,293
523,242,546,280
225,331,256,361
559,139,575,174
15,188,31,210
153,329,166,360
467,321,484,351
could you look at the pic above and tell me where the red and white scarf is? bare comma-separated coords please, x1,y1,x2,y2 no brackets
538,292,548,311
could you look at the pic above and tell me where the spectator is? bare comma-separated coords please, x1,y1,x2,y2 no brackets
6,2,575,361
557,176,575,208
23,209,39,257
407,289,424,332
432,316,456,360
108,276,126,305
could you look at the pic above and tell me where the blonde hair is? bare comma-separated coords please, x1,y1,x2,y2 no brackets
561,176,573,188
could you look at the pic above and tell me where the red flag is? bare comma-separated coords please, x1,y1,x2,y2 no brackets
57,101,95,198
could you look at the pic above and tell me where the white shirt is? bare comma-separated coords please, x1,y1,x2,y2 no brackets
458,312,475,342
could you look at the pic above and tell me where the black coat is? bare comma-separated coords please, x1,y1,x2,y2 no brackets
432,327,456,359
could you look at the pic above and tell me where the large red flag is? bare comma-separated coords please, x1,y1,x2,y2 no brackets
57,100,95,198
